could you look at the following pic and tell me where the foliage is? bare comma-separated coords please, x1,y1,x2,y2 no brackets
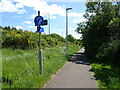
76,2,120,88
50,33,65,43
76,2,120,65
2,46,79,88
1,26,79,49
67,34,76,42
1,26,80,88
91,63,120,88
2,30,37,49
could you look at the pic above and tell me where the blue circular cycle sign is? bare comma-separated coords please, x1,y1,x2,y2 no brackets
34,16,44,26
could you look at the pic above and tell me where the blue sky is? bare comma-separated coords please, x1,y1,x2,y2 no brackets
0,0,87,39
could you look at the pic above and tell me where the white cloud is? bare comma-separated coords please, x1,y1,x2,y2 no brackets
24,21,32,24
15,26,24,30
72,33,82,39
31,14,57,21
72,18,87,23
68,12,84,17
68,27,76,31
0,0,26,14
18,8,26,14
63,27,82,39
30,14,36,19
50,16,56,19
0,0,17,12
15,3,24,8
45,4,65,16
62,5,66,8
88,13,96,16
28,26,36,28
68,27,82,39
0,0,85,19
12,0,65,16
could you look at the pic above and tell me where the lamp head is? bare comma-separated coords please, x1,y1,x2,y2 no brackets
66,8,72,10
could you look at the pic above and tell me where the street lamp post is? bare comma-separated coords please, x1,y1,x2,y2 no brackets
44,13,50,35
66,8,72,57
48,14,50,35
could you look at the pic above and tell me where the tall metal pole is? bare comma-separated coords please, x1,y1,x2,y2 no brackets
66,8,72,57
48,14,50,35
38,11,43,74
66,10,68,57
62,28,63,37
43,13,50,35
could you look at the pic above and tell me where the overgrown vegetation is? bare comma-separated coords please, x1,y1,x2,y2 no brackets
76,2,120,88
91,63,120,88
1,26,63,49
2,46,79,88
1,26,80,88
1,26,80,50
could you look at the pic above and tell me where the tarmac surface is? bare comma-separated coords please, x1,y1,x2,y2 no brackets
44,49,98,88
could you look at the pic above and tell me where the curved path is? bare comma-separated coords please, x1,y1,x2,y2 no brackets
44,49,98,88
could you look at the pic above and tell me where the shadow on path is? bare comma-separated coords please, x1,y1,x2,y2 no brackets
44,50,98,88
68,52,90,66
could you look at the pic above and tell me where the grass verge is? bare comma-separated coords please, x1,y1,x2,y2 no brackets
91,63,120,88
2,46,79,88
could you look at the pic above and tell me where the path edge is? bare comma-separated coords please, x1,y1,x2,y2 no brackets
43,61,69,88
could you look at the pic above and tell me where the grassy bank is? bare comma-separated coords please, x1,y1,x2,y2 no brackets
91,63,120,88
2,46,79,88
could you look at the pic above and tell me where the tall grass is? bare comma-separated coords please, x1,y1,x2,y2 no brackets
91,63,120,88
2,46,79,88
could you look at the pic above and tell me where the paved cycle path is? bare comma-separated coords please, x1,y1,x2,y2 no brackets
44,49,98,88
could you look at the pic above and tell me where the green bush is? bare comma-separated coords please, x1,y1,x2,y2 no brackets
96,39,120,65
1,26,79,50
75,2,120,88
2,30,38,49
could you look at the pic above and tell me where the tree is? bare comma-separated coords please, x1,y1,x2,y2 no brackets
76,2,120,65
67,34,76,42
3,26,11,31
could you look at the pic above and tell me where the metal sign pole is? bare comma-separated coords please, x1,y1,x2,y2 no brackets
34,11,47,74
38,11,43,74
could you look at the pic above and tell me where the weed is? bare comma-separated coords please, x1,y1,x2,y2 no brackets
2,46,79,88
